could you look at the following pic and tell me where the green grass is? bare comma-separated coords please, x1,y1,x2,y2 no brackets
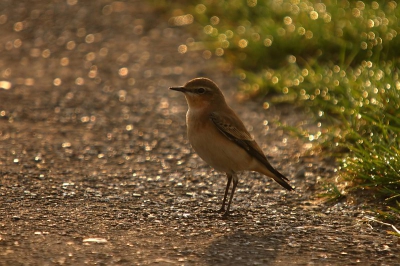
155,0,400,222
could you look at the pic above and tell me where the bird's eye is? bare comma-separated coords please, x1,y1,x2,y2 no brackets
197,88,206,94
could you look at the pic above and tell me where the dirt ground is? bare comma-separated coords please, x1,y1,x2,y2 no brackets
0,1,399,265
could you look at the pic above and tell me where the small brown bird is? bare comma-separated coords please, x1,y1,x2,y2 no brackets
170,77,293,216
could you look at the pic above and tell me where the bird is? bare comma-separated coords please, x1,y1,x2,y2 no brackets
169,77,293,216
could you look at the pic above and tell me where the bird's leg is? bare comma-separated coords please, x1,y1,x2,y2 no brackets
223,175,238,217
219,173,232,212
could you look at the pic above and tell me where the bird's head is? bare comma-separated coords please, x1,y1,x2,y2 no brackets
169,77,226,109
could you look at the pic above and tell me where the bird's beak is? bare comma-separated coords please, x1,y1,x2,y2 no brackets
169,86,188,93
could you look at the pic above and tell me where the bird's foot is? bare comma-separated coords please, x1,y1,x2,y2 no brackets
222,210,231,218
218,206,226,213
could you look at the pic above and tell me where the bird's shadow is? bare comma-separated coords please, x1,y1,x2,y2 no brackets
202,230,285,265
195,208,287,264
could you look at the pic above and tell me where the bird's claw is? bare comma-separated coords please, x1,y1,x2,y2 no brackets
222,210,231,218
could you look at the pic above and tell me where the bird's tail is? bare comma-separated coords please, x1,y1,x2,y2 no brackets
259,166,294,191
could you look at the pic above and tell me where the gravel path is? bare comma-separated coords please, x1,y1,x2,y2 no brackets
0,1,399,265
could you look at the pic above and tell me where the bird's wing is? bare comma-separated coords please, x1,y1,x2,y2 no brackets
209,111,254,141
210,111,293,190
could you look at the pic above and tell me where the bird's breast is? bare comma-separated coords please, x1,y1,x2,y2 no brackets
185,109,254,173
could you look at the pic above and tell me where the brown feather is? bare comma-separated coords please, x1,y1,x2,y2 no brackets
210,111,293,190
